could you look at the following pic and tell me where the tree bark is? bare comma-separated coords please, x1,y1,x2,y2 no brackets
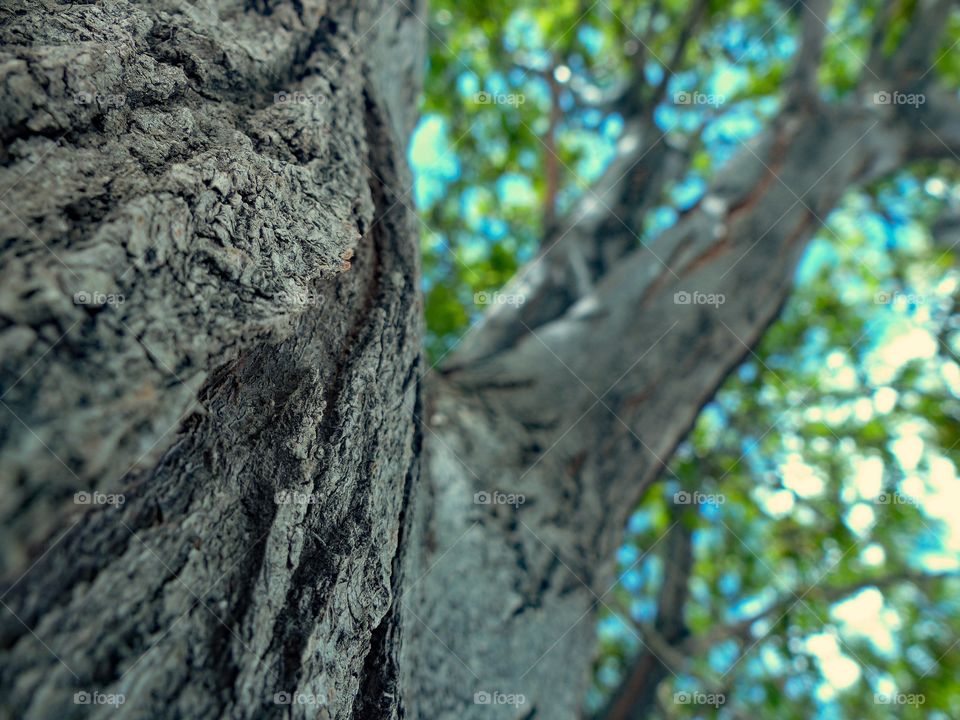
1,1,425,718
2,1,959,719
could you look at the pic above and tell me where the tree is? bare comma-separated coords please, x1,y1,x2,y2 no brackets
0,0,957,718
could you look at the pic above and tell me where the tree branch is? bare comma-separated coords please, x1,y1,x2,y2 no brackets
682,569,956,657
785,0,831,108
597,513,696,720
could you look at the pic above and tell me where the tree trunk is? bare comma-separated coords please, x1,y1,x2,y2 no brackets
1,2,425,718
2,1,959,719
398,111,903,719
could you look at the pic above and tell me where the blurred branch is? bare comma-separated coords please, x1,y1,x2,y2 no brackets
883,0,956,84
681,569,957,657
601,563,956,720
650,0,710,110
785,0,831,108
908,86,960,163
865,0,905,77
544,63,563,235
596,512,694,720
617,0,662,115
635,0,664,73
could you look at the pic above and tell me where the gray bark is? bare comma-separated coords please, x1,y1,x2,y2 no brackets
2,1,959,720
1,1,425,718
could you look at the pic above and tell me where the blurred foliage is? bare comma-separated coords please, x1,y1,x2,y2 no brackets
595,185,960,719
413,0,960,716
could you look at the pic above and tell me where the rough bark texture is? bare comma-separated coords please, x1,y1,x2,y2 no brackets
0,1,424,718
2,1,959,719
